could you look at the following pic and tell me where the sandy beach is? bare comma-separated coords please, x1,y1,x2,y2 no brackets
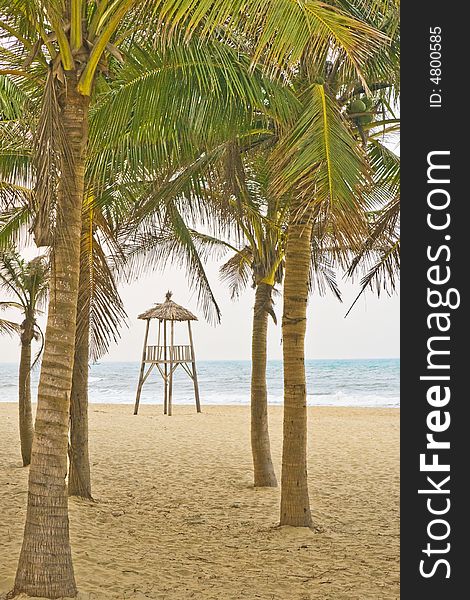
0,404,399,599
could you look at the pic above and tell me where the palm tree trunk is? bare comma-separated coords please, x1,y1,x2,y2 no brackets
68,263,92,498
14,75,89,598
251,282,277,487
18,320,34,467
279,200,313,527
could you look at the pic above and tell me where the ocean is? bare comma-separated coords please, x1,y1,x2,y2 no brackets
0,358,399,408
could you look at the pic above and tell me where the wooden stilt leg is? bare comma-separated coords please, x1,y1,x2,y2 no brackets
168,321,174,416
134,320,150,415
188,321,201,413
192,361,201,413
134,370,145,415
163,320,168,415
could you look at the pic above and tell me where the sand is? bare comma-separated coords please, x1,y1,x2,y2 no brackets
0,404,399,599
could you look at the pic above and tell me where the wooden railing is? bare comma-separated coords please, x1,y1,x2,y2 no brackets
145,345,192,363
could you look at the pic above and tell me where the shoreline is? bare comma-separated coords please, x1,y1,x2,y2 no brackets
0,401,400,409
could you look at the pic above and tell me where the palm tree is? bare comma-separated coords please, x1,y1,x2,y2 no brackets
167,9,395,528
68,206,127,499
272,5,400,525
219,153,285,487
0,129,128,500
119,23,396,517
0,250,47,466
128,135,340,490
218,151,340,488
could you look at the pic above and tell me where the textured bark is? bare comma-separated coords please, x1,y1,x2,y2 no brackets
251,282,277,487
18,318,34,467
280,201,313,527
68,262,92,498
13,75,89,598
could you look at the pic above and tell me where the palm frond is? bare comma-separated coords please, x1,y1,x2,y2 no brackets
345,192,400,315
77,229,128,362
0,247,48,313
157,0,388,86
219,247,254,300
273,83,369,251
0,316,20,335
0,299,22,335
32,66,74,246
87,37,295,193
120,200,224,324
0,119,33,195
309,236,342,301
0,74,29,119
0,204,32,250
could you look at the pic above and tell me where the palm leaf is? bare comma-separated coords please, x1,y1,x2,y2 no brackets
0,204,32,250
77,228,128,362
0,74,28,119
220,247,253,299
345,192,400,315
273,83,369,251
0,299,22,335
0,316,20,335
157,0,387,86
121,201,224,324
87,37,295,193
32,67,74,246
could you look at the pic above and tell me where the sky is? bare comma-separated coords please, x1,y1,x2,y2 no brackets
0,254,399,363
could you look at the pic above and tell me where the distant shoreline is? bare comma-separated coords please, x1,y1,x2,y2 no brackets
0,401,400,409
0,357,400,365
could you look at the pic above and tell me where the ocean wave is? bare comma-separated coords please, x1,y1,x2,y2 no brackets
307,392,400,408
116,391,400,408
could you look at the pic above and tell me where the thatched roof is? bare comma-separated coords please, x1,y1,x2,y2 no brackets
138,292,198,321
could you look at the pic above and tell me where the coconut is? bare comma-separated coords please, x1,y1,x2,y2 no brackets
359,113,374,125
349,99,366,114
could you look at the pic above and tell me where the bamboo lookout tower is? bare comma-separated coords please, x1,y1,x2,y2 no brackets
134,292,201,416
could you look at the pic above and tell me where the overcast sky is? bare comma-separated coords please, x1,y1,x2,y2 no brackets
0,254,399,363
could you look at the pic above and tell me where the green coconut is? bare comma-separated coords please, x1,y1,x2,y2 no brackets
349,99,366,114
358,113,374,125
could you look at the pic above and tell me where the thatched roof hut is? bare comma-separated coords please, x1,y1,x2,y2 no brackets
138,291,198,322
134,291,201,416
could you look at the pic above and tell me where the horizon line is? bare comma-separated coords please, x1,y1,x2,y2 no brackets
0,356,400,365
